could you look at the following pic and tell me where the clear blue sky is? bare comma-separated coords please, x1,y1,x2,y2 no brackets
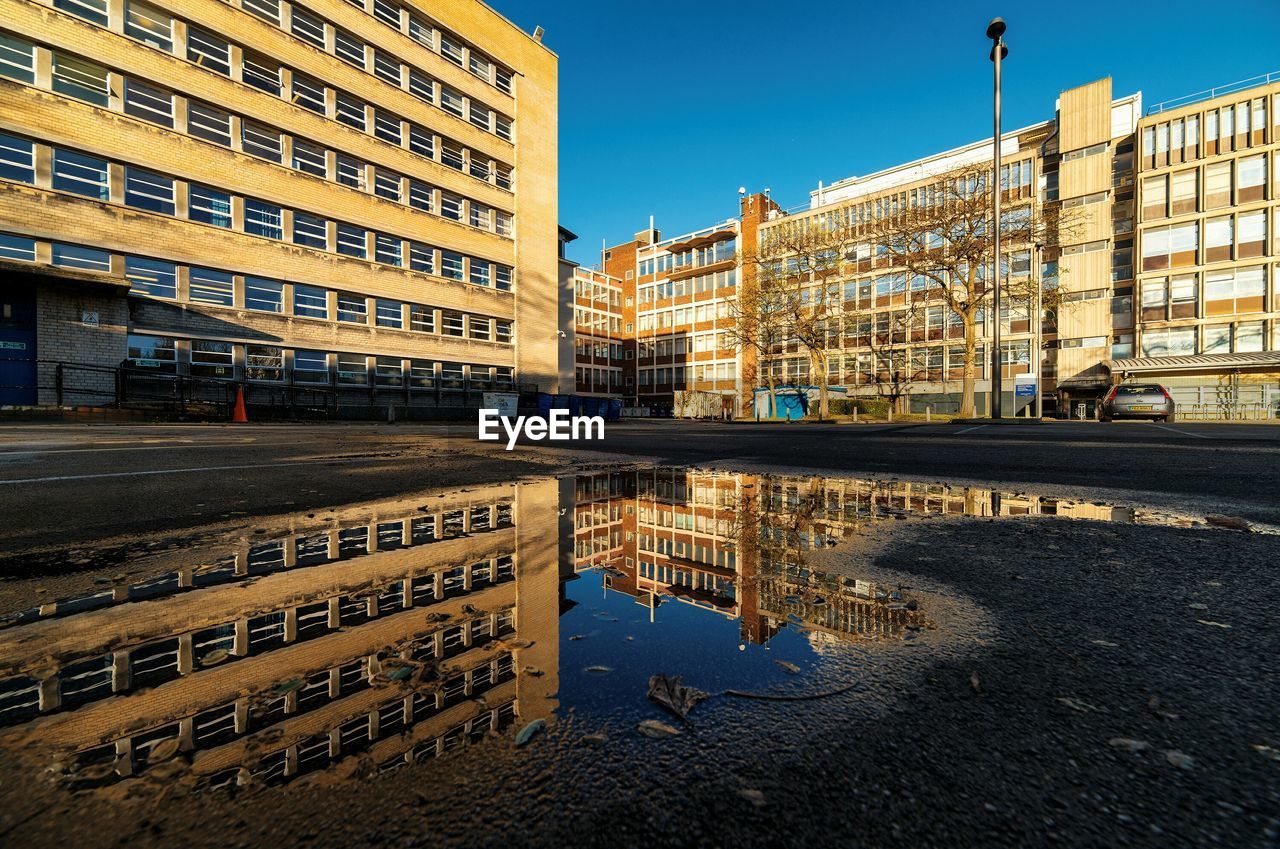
490,0,1280,268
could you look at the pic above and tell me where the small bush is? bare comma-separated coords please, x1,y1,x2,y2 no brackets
830,398,890,417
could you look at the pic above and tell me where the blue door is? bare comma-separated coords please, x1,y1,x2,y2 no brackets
0,287,37,406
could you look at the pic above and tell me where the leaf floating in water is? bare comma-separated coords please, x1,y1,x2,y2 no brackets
272,678,303,695
200,649,229,667
1164,749,1195,770
581,733,607,746
584,665,613,675
738,788,766,806
149,737,181,762
514,719,545,747
1188,603,1209,611
1090,640,1119,648
1197,620,1231,629
647,674,709,720
636,719,682,738
774,660,800,674
1056,697,1100,713
568,634,586,641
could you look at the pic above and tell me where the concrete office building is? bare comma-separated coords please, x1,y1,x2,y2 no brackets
1117,77,1280,415
0,0,557,409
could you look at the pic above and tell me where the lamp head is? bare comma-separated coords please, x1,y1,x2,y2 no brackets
989,43,1009,62
986,17,1006,40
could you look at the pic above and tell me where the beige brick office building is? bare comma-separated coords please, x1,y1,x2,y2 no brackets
0,0,557,410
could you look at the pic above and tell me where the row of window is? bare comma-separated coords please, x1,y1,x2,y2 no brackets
0,233,513,341
1139,320,1276,358
267,0,515,94
1141,94,1276,163
0,135,513,288
0,31,515,195
638,363,738,386
637,269,738,304
636,300,735,332
30,0,515,145
1141,151,1276,220
1141,209,1274,270
1140,265,1275,320
638,238,738,277
126,334,515,389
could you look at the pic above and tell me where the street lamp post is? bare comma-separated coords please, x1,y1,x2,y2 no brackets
987,17,1007,420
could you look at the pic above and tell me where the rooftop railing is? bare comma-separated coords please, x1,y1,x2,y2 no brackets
1145,71,1280,116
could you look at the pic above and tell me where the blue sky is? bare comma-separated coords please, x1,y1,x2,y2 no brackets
490,0,1280,268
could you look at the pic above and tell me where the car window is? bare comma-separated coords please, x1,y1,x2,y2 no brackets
1116,386,1160,395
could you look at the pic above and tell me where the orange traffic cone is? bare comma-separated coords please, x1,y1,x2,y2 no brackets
231,386,248,423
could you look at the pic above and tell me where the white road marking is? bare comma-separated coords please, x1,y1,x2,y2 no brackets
954,425,989,435
0,441,264,457
0,458,363,485
1150,424,1212,440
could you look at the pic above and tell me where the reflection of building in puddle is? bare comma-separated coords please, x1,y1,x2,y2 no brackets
0,480,562,793
571,470,942,648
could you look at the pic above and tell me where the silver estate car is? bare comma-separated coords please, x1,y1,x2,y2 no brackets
1100,383,1176,422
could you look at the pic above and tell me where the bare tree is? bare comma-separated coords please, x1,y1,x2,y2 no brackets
726,267,792,419
859,164,1075,418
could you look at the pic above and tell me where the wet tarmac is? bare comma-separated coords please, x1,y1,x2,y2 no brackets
0,467,1275,848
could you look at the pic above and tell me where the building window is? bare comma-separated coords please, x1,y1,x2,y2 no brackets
187,27,230,75
495,320,512,343
375,234,402,266
337,293,367,323
54,0,109,25
123,167,175,214
51,149,109,200
1238,154,1267,204
52,242,110,272
127,334,177,371
52,55,110,107
440,87,465,118
336,224,367,258
408,123,433,158
0,33,36,84
441,140,464,171
469,259,490,287
335,155,365,189
1204,161,1232,209
245,277,283,312
241,121,282,162
496,67,513,94
408,69,434,103
409,359,435,387
469,103,491,132
188,101,232,146
469,317,491,341
495,163,512,191
336,353,368,385
189,267,234,306
293,212,328,249
334,29,366,67
124,256,178,298
242,53,282,95
335,93,367,130
291,73,326,114
469,203,491,230
373,51,400,85
290,6,326,47
241,0,280,24
494,264,512,291
292,138,327,176
409,242,435,274
407,180,433,212
0,131,36,183
407,16,433,46
1140,221,1197,271
189,182,234,226
374,111,402,144
440,361,464,387
0,233,36,261
293,284,328,319
293,349,328,383
373,0,400,25
246,345,283,381
123,78,174,126
440,251,463,280
440,192,462,221
244,200,282,239
439,34,464,65
190,340,234,379
495,211,512,237
494,114,512,142
374,357,403,387
409,304,434,333
1205,267,1266,316
376,299,403,329
124,2,173,52
442,312,464,336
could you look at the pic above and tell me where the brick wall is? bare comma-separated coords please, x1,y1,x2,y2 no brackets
36,282,129,405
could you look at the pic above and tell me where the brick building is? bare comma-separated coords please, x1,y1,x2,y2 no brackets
0,0,557,409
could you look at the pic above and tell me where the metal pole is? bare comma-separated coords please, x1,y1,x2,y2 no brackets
990,27,1004,420
1034,242,1044,418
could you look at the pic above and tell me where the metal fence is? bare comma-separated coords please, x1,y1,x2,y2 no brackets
17,360,539,421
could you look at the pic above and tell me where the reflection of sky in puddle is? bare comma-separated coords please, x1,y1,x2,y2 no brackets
557,570,835,721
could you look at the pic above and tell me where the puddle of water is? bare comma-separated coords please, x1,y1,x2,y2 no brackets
0,467,1253,843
